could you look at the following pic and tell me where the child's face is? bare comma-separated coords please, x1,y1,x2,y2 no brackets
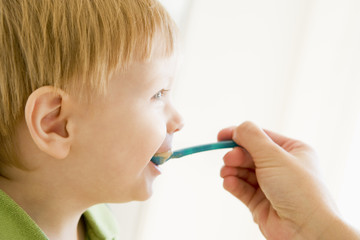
71,53,183,203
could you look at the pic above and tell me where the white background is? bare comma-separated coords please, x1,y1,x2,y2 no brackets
111,0,360,239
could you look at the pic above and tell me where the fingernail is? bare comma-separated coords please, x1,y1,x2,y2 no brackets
232,128,238,140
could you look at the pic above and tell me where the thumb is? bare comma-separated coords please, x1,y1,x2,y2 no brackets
233,122,287,165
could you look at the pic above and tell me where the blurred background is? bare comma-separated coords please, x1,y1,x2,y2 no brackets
111,0,360,239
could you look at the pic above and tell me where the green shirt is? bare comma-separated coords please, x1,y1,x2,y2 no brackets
0,189,120,240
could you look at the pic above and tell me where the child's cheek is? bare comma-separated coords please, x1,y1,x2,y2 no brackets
120,104,168,161
128,112,166,158
144,120,167,155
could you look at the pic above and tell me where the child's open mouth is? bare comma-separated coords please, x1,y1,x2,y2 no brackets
151,134,173,166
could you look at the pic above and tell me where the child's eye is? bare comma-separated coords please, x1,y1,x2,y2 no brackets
152,89,169,100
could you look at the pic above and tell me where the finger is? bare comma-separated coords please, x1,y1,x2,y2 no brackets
264,129,312,153
263,129,292,147
220,166,258,187
232,121,283,161
217,126,236,141
223,147,255,169
223,176,256,208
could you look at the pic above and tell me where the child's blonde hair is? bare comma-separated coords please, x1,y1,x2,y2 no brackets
0,0,177,167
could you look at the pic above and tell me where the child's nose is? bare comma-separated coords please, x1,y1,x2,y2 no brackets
167,107,184,134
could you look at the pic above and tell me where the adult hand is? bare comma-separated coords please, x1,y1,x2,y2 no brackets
219,121,359,240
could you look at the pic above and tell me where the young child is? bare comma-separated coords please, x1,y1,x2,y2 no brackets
0,0,183,239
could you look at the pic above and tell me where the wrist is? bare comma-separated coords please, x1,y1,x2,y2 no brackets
317,216,360,240
294,208,359,240
292,205,338,240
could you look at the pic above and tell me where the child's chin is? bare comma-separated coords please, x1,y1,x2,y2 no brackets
106,186,154,203
135,194,152,202
136,188,154,201
126,184,155,202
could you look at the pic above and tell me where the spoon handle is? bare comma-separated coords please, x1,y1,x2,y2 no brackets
171,140,239,159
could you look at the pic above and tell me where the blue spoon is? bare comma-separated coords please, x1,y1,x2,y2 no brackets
151,140,240,165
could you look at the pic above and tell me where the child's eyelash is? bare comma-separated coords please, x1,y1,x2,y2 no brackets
152,89,169,100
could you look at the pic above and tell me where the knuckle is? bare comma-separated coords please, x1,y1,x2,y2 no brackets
235,121,256,139
239,121,256,131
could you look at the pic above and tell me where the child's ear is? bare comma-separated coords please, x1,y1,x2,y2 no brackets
25,86,73,159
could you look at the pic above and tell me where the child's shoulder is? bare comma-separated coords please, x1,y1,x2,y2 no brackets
0,189,47,239
0,189,120,240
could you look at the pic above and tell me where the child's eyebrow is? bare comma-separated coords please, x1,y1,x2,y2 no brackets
148,75,174,87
